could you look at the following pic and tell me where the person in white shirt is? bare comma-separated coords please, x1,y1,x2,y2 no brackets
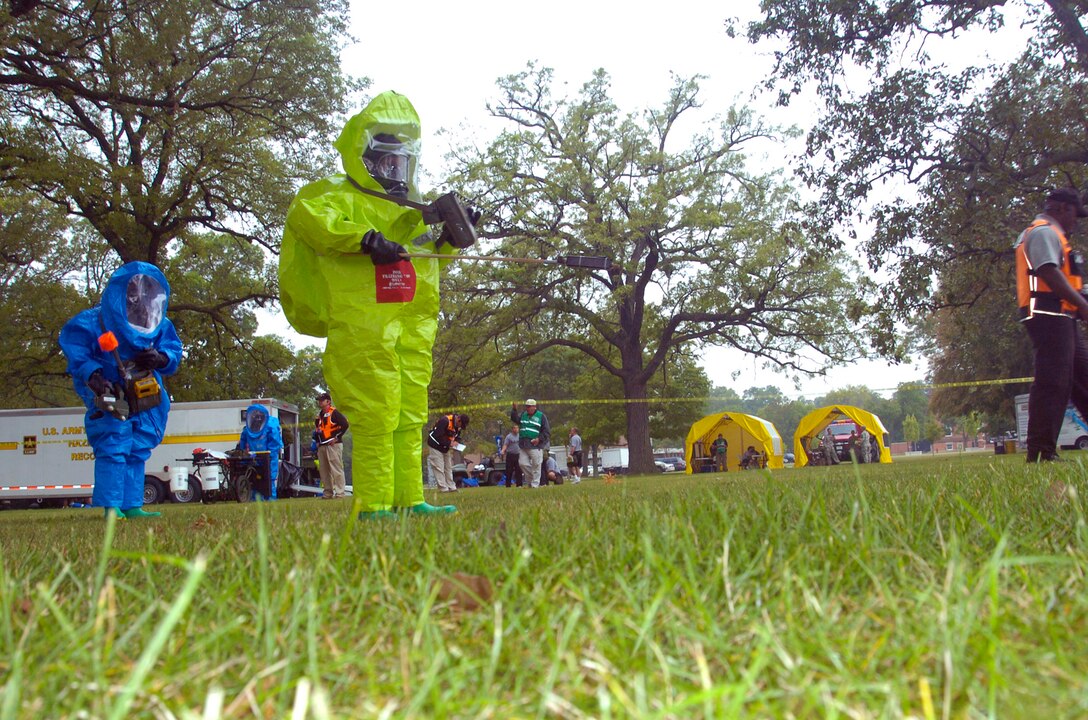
567,427,583,483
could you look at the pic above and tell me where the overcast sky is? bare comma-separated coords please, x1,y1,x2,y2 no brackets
258,0,1025,399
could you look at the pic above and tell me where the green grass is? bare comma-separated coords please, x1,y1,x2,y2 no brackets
2,453,1088,718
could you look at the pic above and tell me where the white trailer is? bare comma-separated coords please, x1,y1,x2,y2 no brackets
598,447,629,473
1014,393,1088,450
0,398,303,508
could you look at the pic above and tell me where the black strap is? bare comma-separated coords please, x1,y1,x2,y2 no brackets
344,174,440,224
1028,292,1072,316
96,314,141,417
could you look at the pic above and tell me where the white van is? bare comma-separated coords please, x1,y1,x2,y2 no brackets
1014,393,1088,450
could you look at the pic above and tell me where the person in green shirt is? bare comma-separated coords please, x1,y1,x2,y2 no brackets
510,399,551,488
712,434,728,472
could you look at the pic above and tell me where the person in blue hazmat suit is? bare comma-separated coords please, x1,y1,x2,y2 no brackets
236,404,284,500
59,262,183,518
278,91,477,519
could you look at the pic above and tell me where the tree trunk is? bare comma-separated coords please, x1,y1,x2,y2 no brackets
623,378,655,474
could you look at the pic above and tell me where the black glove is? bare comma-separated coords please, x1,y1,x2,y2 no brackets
134,348,169,371
360,230,407,265
87,370,112,396
438,205,481,249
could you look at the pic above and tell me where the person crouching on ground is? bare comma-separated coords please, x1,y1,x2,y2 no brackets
542,454,562,485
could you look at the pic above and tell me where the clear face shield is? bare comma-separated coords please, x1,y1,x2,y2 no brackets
246,408,267,433
362,133,418,197
126,274,167,334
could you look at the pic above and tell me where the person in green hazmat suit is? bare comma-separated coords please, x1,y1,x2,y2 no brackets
279,91,477,518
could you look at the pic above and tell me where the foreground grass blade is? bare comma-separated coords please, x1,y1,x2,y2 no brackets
107,553,208,720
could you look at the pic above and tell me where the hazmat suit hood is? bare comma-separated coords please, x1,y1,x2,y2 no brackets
245,404,270,433
280,90,443,340
335,91,423,204
237,403,284,491
100,261,172,354
239,404,283,449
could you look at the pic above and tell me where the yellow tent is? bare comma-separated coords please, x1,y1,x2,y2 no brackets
792,405,892,467
684,412,785,473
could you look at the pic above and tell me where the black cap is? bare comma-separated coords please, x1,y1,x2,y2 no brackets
1047,187,1088,217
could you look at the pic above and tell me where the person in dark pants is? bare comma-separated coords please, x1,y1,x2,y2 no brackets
1015,187,1088,462
501,423,523,487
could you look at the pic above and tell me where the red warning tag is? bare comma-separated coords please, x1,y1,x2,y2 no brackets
375,260,416,303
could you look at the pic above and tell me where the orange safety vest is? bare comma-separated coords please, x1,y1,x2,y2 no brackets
317,406,343,440
427,414,459,451
1016,218,1083,320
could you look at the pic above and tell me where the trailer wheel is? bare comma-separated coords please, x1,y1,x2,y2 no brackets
143,475,165,505
234,467,256,503
1076,436,1088,450
171,475,202,504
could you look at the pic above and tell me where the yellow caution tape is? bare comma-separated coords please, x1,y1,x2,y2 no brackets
16,375,1035,446
435,378,1035,417
431,396,709,415
899,376,1033,391
433,376,1036,415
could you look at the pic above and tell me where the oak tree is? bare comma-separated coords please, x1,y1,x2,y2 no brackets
446,66,861,473
741,1,1088,416
0,0,360,407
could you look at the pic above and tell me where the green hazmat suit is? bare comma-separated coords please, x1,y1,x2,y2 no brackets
279,91,456,513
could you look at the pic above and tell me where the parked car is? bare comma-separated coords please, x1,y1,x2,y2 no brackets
654,460,671,473
657,456,686,472
783,452,795,464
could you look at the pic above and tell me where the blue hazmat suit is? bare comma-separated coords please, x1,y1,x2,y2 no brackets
59,262,183,511
237,404,283,499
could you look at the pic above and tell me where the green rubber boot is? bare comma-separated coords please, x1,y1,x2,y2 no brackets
121,507,161,518
357,509,398,520
104,507,125,519
404,502,457,516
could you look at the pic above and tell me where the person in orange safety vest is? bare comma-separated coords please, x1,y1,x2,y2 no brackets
315,392,350,498
1015,187,1088,462
427,413,469,493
